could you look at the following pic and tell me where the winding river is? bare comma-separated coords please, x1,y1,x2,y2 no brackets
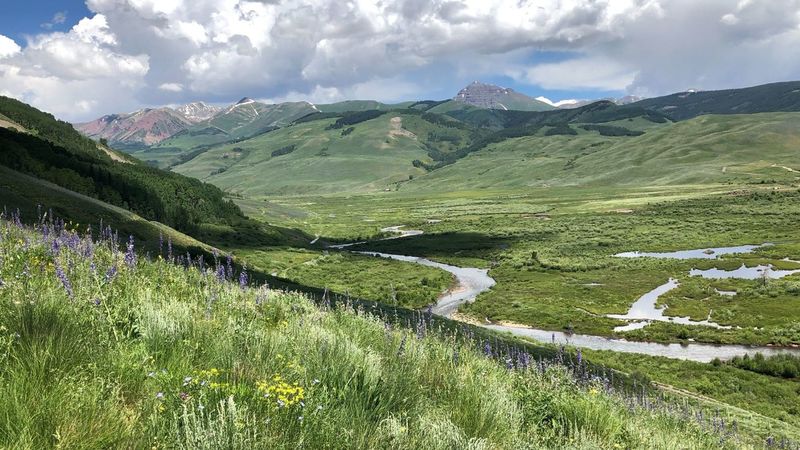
335,229,800,363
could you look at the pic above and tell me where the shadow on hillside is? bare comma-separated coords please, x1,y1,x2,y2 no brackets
344,231,513,260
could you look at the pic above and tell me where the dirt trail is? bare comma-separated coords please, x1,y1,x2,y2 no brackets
0,117,27,133
387,116,416,140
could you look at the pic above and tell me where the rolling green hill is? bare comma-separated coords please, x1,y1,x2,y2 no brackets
631,81,800,120
315,100,414,113
172,113,434,195
137,100,319,167
401,112,800,192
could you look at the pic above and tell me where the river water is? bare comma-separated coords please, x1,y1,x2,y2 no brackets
341,230,800,362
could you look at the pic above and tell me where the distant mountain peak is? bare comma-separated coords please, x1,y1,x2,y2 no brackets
453,81,552,111
236,97,256,105
175,101,221,123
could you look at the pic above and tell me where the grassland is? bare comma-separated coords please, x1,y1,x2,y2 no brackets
405,112,800,191
0,217,755,449
172,114,433,195
239,184,800,346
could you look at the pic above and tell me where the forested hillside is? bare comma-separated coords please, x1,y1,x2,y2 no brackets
0,96,243,233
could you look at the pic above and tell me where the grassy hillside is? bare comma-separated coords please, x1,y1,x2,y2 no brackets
0,101,241,233
138,101,319,167
0,218,766,448
404,112,800,191
632,80,800,120
172,114,433,195
315,100,414,113
0,96,309,251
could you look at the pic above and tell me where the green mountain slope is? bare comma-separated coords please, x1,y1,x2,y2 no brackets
171,112,471,195
632,81,800,120
0,96,305,248
139,100,319,167
402,112,800,191
315,100,414,113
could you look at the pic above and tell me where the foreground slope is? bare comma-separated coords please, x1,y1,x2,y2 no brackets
0,219,755,448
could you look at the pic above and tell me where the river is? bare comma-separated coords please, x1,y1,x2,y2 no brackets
335,229,800,362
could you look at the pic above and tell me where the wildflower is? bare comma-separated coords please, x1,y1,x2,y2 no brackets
298,416,303,422
179,392,189,401
55,262,73,298
226,255,233,280
239,266,248,289
167,237,173,262
93,298,101,307
105,265,117,283
156,392,164,400
124,236,136,268
183,376,192,386
198,404,205,411
147,371,155,378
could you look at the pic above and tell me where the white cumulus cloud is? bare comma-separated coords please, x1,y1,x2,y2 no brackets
0,35,21,59
0,0,799,121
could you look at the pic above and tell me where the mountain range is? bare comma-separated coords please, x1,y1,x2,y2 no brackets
73,82,614,147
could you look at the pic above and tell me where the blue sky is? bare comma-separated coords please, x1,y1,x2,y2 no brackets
1,1,799,121
1,1,90,42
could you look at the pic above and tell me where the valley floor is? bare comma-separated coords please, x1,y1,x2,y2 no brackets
228,183,800,435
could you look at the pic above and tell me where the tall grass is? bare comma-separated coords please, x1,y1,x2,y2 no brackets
0,212,761,448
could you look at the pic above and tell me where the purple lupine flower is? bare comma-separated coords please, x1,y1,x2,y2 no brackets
93,298,101,307
158,232,164,256
226,255,233,280
124,236,136,268
55,262,73,298
215,264,226,282
239,266,248,289
105,265,118,283
167,237,173,262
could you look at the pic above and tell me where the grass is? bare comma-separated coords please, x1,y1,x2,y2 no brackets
172,114,432,196
0,216,755,449
233,247,454,309
403,112,800,192
238,185,800,346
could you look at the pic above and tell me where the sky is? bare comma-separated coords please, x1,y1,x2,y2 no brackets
0,0,799,122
